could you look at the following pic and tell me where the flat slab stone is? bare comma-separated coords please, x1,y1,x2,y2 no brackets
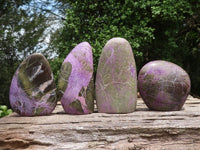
0,96,200,150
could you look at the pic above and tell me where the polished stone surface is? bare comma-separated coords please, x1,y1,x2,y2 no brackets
138,60,191,111
58,42,94,115
9,53,57,116
95,37,137,113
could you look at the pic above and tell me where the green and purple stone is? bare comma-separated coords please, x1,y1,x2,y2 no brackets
138,60,191,111
9,53,57,116
58,42,94,115
95,37,137,113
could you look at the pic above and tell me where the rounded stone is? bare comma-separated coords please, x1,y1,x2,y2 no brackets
9,53,57,116
58,42,94,115
95,37,137,113
138,60,191,111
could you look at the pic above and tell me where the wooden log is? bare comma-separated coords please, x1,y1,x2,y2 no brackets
0,96,200,150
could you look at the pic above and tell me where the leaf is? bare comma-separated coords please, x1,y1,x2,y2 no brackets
0,105,7,111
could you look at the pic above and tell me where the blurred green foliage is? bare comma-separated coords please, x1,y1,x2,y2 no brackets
49,57,65,84
55,0,200,95
0,0,67,107
0,105,13,118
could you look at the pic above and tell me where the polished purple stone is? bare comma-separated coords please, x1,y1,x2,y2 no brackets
138,60,191,111
58,42,94,115
95,37,137,113
9,53,57,116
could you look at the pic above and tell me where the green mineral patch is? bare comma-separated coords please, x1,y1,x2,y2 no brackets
163,82,174,93
86,76,94,112
57,62,72,100
143,74,154,81
104,47,112,59
18,62,34,97
111,85,133,113
34,107,45,115
18,56,50,99
145,94,157,103
140,82,149,91
113,64,122,75
46,92,57,103
145,82,158,96
102,73,112,85
79,87,86,97
72,51,92,73
174,83,185,100
127,78,136,89
57,90,64,101
69,99,84,114
80,59,93,73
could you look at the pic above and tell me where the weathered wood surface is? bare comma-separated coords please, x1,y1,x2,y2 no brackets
0,96,200,150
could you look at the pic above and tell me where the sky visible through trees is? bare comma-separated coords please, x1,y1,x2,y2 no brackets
0,0,66,106
19,0,65,58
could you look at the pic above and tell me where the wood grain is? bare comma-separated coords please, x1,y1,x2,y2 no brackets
0,96,200,150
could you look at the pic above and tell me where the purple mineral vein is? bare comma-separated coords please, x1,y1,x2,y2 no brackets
61,42,93,114
95,37,137,113
138,60,191,111
9,71,56,116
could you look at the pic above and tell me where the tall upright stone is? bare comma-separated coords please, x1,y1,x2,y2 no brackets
58,42,94,115
9,53,57,116
95,37,137,113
